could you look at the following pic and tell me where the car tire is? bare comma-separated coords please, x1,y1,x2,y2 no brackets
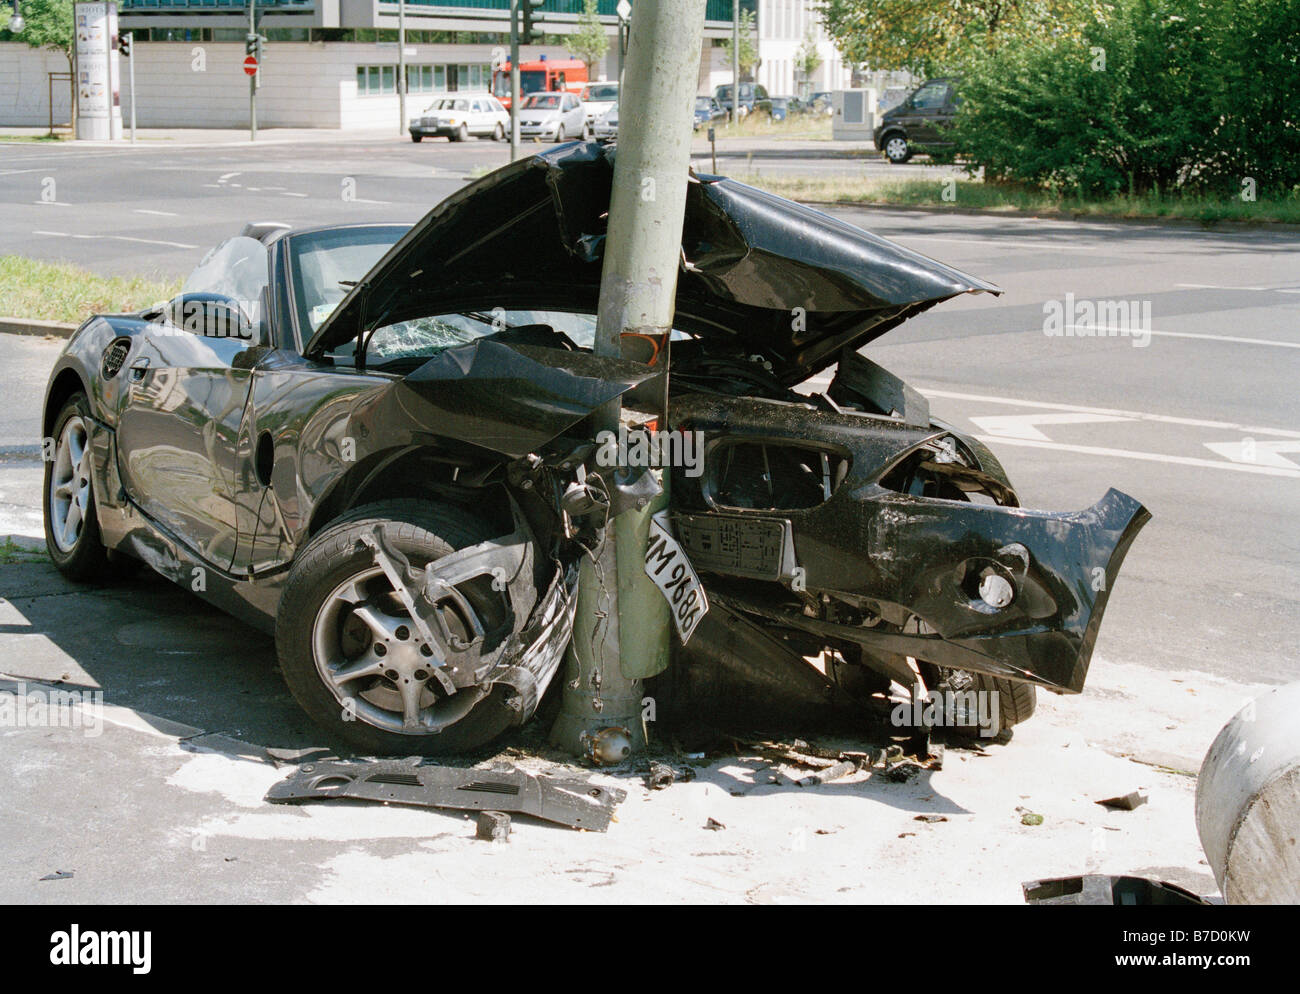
920,663,1037,738
554,125,565,144
275,499,521,756
43,392,110,582
581,122,592,141
493,123,505,141
410,133,422,143
456,124,469,143
882,133,912,164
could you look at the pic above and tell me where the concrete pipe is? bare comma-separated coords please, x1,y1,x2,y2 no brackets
1195,681,1300,904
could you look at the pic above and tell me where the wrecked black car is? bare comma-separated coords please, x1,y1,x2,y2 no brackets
42,142,1148,753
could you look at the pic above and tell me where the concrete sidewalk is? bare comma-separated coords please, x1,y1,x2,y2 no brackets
0,125,410,149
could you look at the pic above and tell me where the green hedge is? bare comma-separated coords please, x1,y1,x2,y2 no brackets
951,0,1300,199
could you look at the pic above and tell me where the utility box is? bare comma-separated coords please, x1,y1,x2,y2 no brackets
831,88,877,141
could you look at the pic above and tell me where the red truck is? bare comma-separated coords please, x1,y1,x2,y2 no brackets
492,57,589,109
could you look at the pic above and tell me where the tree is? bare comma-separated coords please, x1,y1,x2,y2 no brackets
1,0,75,70
795,27,823,96
720,8,759,79
817,0,1106,77
569,0,609,79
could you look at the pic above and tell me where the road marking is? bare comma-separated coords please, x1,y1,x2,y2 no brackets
970,412,1132,441
31,200,73,207
0,168,41,176
217,171,241,182
921,388,1300,440
282,191,309,198
1177,282,1269,291
1203,440,1300,470
972,435,1300,478
1146,329,1300,349
898,234,1096,253
32,229,197,249
134,208,178,217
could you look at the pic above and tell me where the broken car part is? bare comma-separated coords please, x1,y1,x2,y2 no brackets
266,761,626,832
1023,875,1210,906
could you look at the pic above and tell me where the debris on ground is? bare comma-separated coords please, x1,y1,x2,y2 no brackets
704,817,726,831
265,760,626,831
580,726,633,767
642,759,697,790
796,759,860,787
1023,875,1209,906
39,870,74,881
475,811,511,843
883,761,925,783
1021,812,1045,826
914,814,948,824
1096,790,1149,811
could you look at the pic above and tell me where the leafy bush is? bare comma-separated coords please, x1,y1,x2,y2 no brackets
951,0,1300,199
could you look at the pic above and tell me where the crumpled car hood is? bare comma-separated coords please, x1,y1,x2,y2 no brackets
304,142,1000,384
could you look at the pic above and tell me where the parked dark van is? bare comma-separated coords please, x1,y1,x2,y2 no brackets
872,77,959,164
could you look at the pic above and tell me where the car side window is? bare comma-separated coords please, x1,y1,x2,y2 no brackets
911,83,948,109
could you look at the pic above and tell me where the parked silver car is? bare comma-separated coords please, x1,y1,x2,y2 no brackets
410,94,508,143
593,103,618,140
518,91,589,142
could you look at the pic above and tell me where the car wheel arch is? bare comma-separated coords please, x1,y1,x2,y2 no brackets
44,367,93,440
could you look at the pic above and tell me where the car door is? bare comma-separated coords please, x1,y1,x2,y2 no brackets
564,93,583,134
115,304,260,570
906,80,951,144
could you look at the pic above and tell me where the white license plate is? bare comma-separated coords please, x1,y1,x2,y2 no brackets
643,511,709,645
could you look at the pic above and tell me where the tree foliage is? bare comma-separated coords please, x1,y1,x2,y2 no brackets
817,0,1106,76
795,27,823,89
720,8,759,76
951,0,1300,197
1,0,74,67
569,0,609,78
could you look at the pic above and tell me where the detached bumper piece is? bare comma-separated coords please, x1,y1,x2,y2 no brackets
265,761,626,831
1023,875,1210,906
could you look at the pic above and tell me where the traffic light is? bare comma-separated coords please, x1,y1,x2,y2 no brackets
245,33,257,57
118,32,131,58
255,35,264,59
521,0,545,45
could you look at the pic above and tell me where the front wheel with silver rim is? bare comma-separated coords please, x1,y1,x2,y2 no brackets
493,122,505,141
883,134,912,164
43,392,109,581
275,499,521,755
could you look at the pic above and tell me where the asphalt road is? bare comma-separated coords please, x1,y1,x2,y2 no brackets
0,132,1295,903
0,130,954,278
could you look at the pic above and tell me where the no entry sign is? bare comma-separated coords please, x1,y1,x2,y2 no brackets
243,56,258,76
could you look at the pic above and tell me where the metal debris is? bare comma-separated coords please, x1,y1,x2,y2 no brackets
704,817,726,831
1023,875,1209,906
265,760,626,832
1096,790,1148,811
796,760,860,787
581,726,633,766
476,811,511,842
40,870,74,881
914,814,948,823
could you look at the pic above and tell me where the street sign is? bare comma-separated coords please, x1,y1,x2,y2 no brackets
243,56,258,76
616,0,631,19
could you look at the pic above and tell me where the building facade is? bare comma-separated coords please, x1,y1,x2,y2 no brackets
0,0,850,128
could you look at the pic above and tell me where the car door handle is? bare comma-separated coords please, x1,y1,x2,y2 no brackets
128,356,150,381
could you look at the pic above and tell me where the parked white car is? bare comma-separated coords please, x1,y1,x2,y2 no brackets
518,91,589,143
579,81,619,128
410,94,508,142
593,103,618,140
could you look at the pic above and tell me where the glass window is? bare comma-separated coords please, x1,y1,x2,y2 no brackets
368,66,380,94
356,66,366,93
381,66,395,94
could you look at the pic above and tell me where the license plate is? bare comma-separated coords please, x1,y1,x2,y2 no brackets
643,511,709,645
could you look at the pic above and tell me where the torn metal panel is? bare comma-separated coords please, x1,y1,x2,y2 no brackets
266,761,626,831
1023,875,1210,906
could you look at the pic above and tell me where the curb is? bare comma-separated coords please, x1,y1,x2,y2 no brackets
0,317,77,339
794,199,1300,232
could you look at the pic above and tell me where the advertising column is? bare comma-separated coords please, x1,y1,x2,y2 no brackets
74,2,124,141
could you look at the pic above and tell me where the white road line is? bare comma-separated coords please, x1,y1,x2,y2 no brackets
217,172,241,182
896,234,1097,252
134,208,178,217
32,229,197,249
31,200,73,207
970,412,1132,441
282,191,309,198
0,168,41,176
1203,439,1300,470
1146,329,1300,349
972,435,1300,478
921,388,1300,440
1177,282,1268,291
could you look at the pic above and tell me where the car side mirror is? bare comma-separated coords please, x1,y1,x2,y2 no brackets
165,292,259,343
